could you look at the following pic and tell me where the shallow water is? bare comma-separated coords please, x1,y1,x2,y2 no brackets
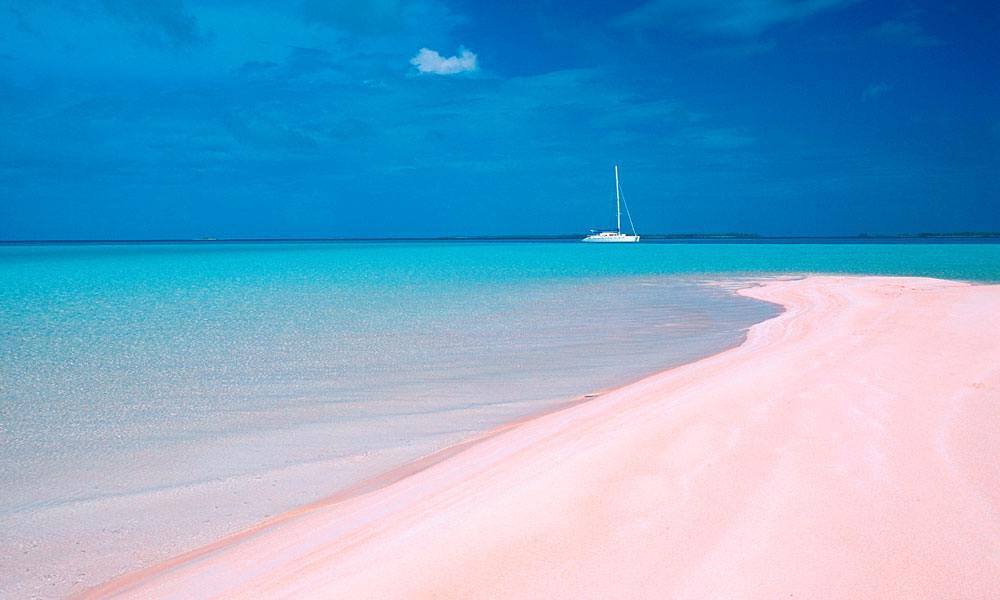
1,240,997,597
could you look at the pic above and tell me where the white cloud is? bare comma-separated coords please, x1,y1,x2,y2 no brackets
409,47,477,75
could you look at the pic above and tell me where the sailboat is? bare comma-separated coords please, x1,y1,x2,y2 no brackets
582,163,639,242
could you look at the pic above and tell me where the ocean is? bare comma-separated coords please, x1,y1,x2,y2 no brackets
1,240,998,597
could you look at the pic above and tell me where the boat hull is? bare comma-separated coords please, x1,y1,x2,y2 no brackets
582,234,640,243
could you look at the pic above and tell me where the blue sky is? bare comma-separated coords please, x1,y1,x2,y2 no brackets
1,0,997,239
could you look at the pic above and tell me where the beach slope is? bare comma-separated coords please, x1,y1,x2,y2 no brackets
86,276,1000,599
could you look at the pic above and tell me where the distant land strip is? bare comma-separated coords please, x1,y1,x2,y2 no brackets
3,232,1000,245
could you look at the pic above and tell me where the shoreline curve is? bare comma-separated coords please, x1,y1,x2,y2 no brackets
83,275,1000,599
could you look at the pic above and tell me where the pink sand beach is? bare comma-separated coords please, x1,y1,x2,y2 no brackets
84,276,1000,599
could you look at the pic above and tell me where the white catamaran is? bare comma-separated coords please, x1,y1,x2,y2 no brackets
583,163,639,243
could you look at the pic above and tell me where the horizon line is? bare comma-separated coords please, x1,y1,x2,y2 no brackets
2,232,1000,244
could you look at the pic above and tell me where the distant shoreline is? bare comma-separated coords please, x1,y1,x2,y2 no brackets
3,233,1000,245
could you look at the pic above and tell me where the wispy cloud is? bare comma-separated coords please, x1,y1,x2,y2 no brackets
616,0,858,36
299,0,463,42
870,10,943,47
862,82,890,101
101,0,205,47
300,0,404,34
410,47,477,75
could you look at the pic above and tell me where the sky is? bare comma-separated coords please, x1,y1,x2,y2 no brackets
0,0,998,239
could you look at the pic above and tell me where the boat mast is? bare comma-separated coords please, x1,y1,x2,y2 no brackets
615,163,621,234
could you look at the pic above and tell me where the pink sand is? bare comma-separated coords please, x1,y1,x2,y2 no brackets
85,276,1000,599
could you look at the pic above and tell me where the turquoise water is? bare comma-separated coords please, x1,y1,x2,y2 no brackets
6,240,999,283
1,241,998,597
